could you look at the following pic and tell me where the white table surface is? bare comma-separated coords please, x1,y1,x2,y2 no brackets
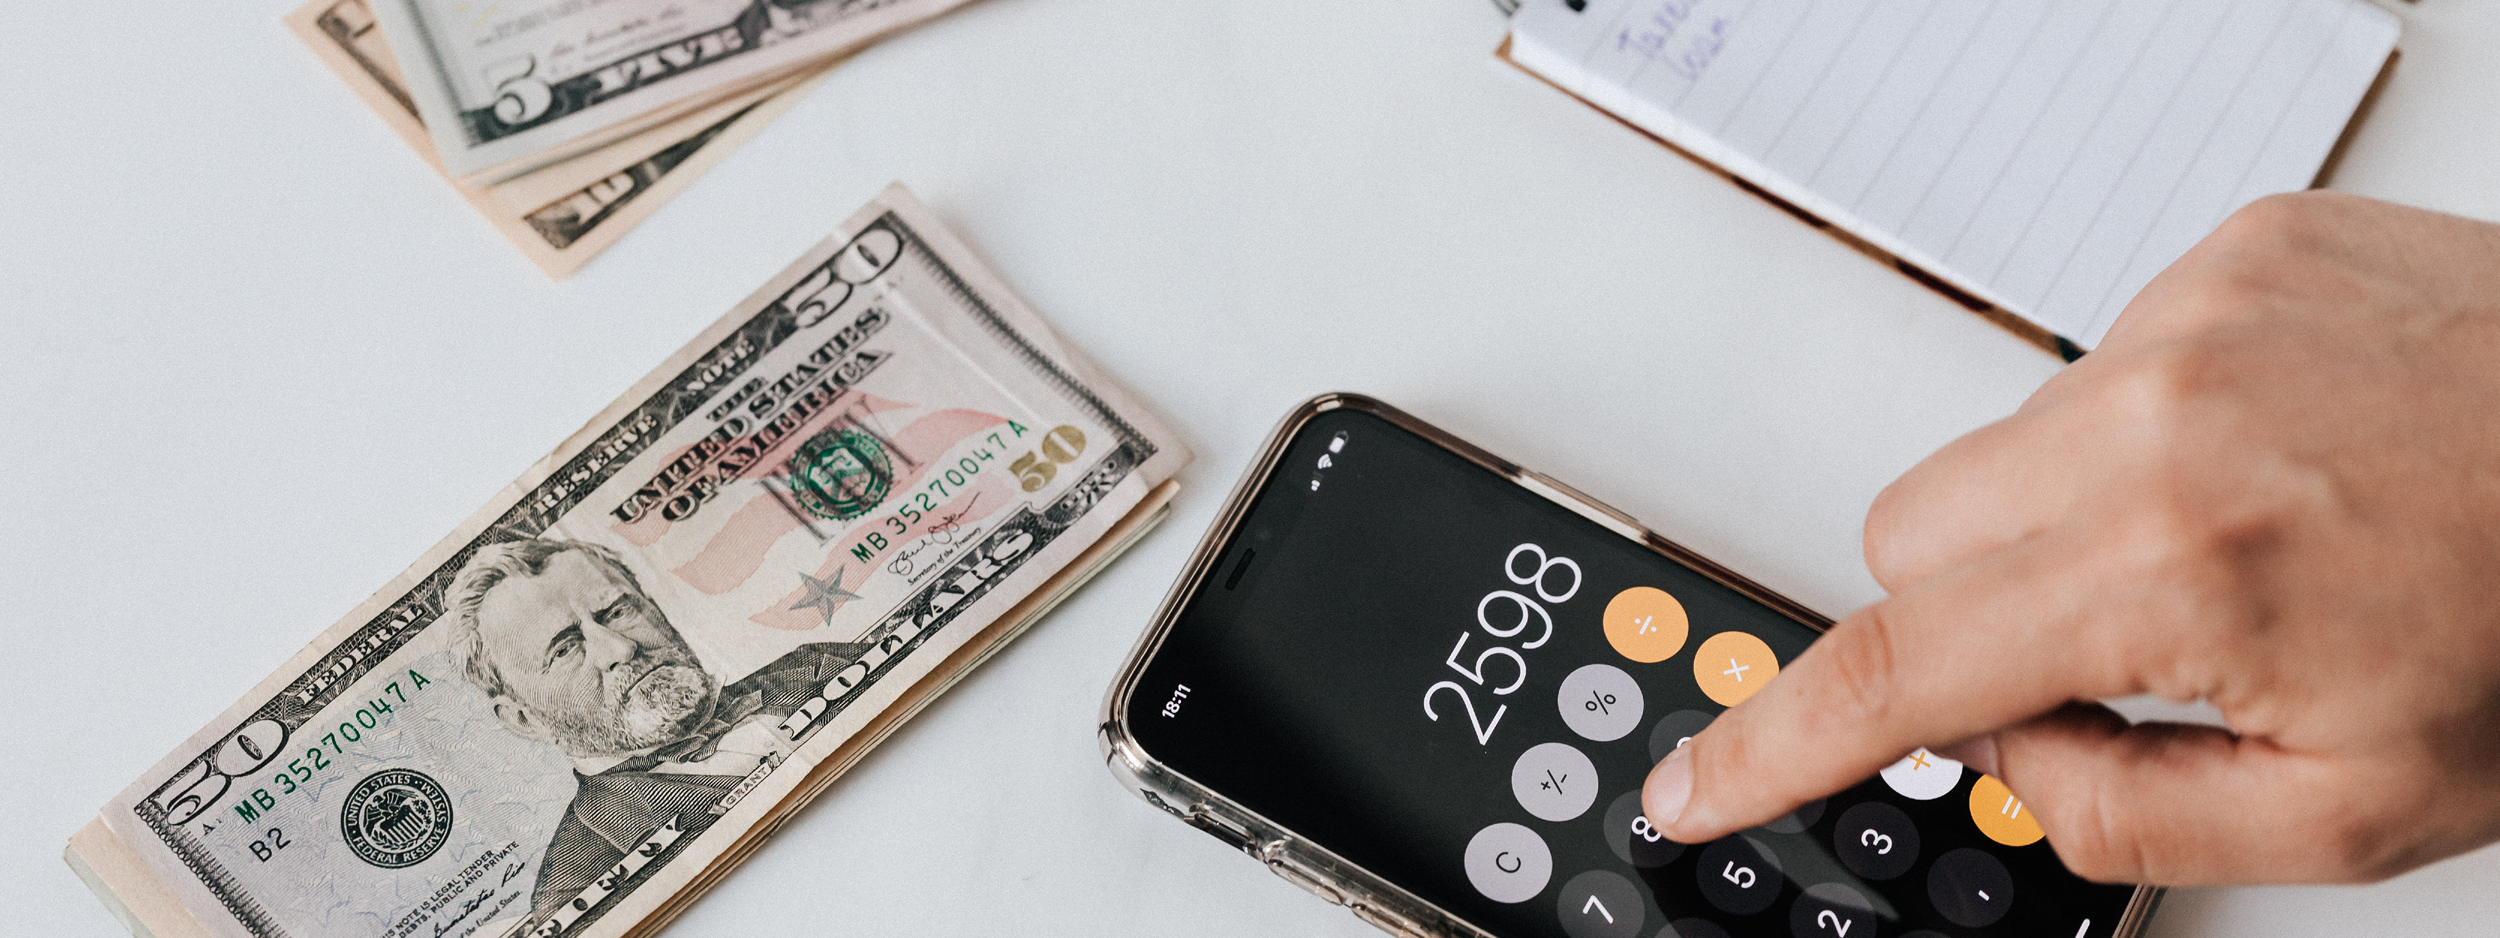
7,1,2497,936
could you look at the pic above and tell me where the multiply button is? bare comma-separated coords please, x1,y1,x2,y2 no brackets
1692,632,1778,706
1694,835,1785,916
1465,822,1553,904
1926,847,2014,928
1831,801,1920,880
1557,869,1645,938
1559,663,1645,741
1878,748,1962,801
1512,742,1600,822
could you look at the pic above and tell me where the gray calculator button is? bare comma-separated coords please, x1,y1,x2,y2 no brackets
1603,789,1685,868
1557,869,1646,938
1761,798,1825,834
1660,920,1732,938
1927,847,2015,928
1694,835,1784,916
1789,882,1875,938
1513,741,1600,822
1648,710,1715,765
1466,822,1553,904
1559,663,1646,741
1832,801,1920,881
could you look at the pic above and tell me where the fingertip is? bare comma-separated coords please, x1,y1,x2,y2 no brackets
1643,746,1698,841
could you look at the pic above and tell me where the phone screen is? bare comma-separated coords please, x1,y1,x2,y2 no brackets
1127,408,2137,938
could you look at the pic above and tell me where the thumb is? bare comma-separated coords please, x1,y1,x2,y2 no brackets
1992,703,2355,885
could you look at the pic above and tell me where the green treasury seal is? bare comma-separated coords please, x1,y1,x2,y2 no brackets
339,768,454,869
787,426,893,521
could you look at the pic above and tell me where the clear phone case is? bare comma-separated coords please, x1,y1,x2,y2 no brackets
1098,393,2158,938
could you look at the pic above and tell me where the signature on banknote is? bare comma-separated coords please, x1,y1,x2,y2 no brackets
888,494,982,580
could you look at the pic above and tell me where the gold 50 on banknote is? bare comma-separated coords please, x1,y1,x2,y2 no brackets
68,183,1187,938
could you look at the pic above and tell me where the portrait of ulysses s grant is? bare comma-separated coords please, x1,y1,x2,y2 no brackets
446,538,871,923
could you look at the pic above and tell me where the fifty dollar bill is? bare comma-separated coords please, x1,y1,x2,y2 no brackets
68,183,1188,938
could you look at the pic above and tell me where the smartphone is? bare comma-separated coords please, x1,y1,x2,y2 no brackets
1100,395,2158,938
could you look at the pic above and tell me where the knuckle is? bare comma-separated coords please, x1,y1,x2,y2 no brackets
2107,343,2218,430
2214,192,2337,257
2092,349,2227,473
1817,605,1906,730
1862,483,1916,587
2215,192,2305,238
2193,192,2358,302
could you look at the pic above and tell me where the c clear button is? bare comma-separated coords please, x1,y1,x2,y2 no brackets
1465,822,1553,904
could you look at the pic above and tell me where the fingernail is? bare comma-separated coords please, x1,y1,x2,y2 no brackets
1644,746,1693,828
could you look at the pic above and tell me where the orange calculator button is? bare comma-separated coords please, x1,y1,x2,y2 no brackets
1603,587,1689,663
1692,631,1778,706
1968,774,2046,847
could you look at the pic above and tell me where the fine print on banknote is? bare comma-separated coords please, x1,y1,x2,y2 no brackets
370,0,976,181
70,183,1187,938
287,0,832,278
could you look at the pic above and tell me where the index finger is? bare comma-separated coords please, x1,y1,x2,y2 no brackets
1647,527,2138,843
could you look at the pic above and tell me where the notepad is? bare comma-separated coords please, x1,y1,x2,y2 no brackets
1507,0,2400,354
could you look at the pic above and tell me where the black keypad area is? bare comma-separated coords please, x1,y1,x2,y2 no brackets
1788,883,1876,938
1926,848,2015,929
1601,763,2133,938
1694,836,1786,916
1831,802,1919,882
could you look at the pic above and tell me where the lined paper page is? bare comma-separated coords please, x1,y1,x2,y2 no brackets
1511,0,2398,348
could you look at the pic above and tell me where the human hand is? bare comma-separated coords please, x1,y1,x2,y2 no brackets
1643,192,2500,885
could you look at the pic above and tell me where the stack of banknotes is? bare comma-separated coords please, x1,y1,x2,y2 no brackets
67,184,1189,938
287,0,979,277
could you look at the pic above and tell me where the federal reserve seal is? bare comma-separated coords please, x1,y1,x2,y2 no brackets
786,426,893,520
339,769,453,869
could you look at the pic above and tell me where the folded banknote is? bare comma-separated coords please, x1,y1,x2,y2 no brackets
67,183,1187,938
286,0,834,278
367,0,978,182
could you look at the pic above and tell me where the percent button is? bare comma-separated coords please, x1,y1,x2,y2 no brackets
1557,663,1645,742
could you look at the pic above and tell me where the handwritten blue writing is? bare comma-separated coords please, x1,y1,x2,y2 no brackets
1616,1,1732,82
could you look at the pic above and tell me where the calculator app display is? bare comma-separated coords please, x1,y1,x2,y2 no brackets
1127,409,2138,938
